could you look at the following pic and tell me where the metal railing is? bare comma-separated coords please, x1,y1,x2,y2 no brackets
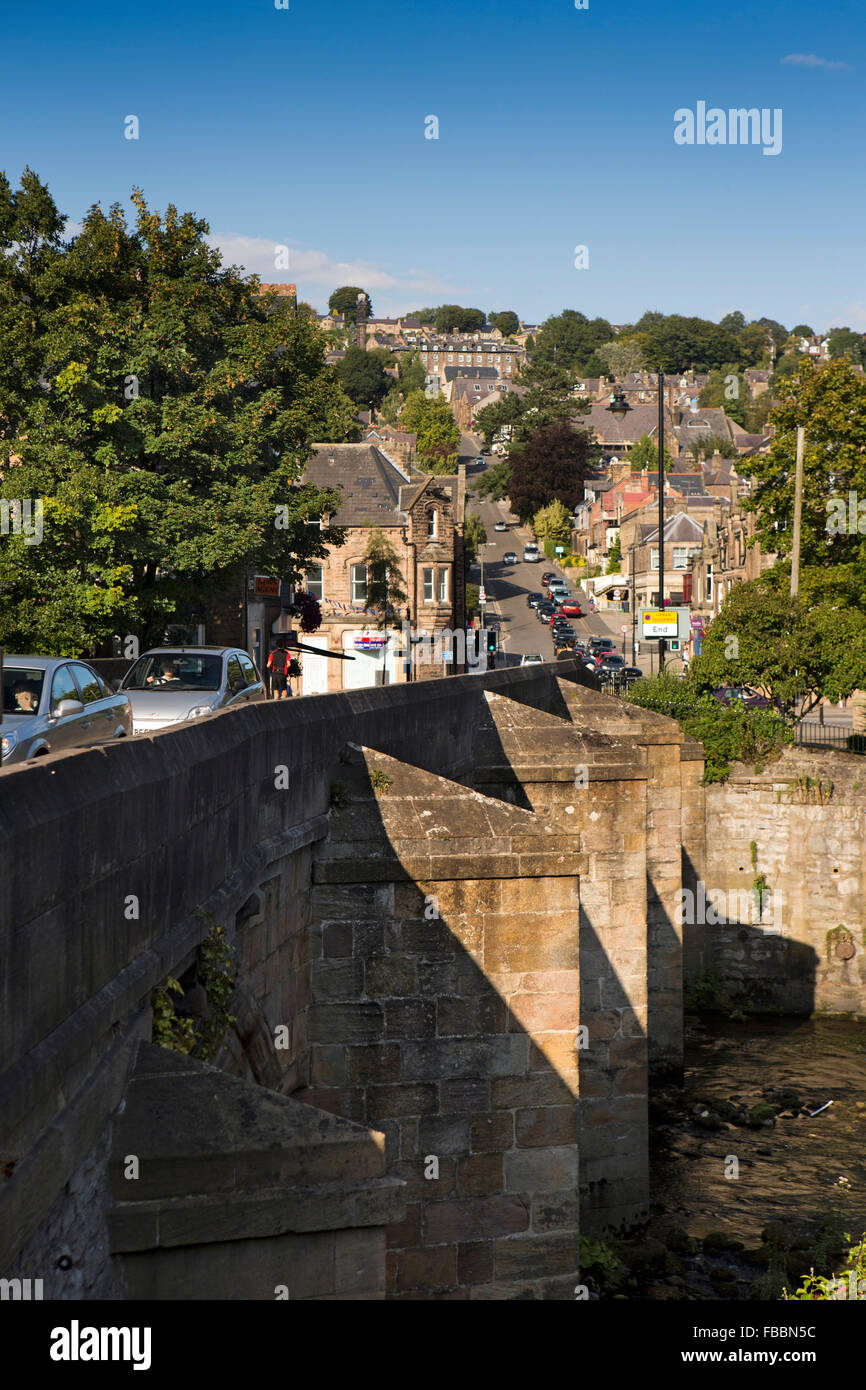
793,722,866,754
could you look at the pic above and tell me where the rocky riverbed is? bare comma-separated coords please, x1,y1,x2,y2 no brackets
583,1014,866,1299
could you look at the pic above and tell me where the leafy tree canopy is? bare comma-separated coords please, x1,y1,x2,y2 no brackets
335,345,392,410
740,359,866,608
0,170,351,654
533,498,573,549
328,285,372,321
399,391,460,473
488,310,520,336
508,421,598,524
628,431,675,473
471,457,511,502
597,338,645,377
698,365,748,425
433,304,486,334
531,310,613,372
690,575,866,719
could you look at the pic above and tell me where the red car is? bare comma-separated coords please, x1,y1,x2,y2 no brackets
559,599,583,617
540,572,557,587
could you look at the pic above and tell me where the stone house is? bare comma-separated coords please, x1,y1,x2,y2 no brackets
294,444,467,694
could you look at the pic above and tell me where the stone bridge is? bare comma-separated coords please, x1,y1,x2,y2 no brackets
1,662,862,1300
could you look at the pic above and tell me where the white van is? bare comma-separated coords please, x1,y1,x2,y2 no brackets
523,543,540,562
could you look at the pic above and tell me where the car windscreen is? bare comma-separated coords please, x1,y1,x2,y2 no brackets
3,668,45,716
122,654,223,692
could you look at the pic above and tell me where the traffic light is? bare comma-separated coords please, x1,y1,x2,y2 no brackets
668,639,680,652
486,629,497,654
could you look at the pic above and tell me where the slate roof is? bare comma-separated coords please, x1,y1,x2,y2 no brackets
305,444,415,526
444,365,499,382
642,511,706,545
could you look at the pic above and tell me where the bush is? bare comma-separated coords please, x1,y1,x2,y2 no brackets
625,675,792,782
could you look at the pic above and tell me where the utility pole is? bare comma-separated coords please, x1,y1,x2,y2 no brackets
790,425,805,599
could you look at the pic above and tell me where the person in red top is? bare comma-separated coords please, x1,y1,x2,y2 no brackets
267,637,292,699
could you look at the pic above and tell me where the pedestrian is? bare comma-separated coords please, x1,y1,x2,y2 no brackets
589,596,595,614
267,637,292,700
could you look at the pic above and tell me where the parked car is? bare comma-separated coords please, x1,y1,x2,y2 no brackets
541,572,557,587
589,636,617,656
526,592,545,609
494,520,508,532
523,544,540,562
712,685,771,710
120,646,266,734
502,551,518,565
1,656,132,766
520,654,544,665
537,602,555,621
559,599,583,617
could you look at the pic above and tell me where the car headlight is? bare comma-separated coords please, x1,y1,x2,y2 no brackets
186,704,215,720
1,730,19,759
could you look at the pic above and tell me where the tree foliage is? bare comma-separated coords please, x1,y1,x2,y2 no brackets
433,305,486,334
488,310,519,337
363,526,407,621
335,345,392,409
399,391,460,473
628,431,675,473
531,310,613,372
0,170,350,654
532,498,573,549
741,359,866,608
328,285,372,322
689,575,866,718
508,422,597,524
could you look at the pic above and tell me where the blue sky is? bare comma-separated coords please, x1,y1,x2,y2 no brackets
2,0,863,329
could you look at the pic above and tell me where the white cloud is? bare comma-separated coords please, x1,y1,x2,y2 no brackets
207,234,454,312
781,53,852,71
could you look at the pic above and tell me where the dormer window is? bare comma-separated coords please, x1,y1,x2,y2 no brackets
426,507,438,539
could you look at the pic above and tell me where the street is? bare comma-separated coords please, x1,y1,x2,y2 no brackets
460,437,631,666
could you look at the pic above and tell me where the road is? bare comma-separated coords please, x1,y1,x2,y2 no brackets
459,436,629,666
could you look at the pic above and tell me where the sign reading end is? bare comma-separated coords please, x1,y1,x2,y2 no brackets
641,610,678,639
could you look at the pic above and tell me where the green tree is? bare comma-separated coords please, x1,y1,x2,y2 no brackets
471,457,511,502
597,339,645,377
397,349,427,396
363,526,407,622
827,326,865,365
606,533,622,573
477,391,523,449
689,432,737,463
698,366,748,425
433,305,486,334
741,359,866,608
531,310,613,372
328,286,372,322
690,576,866,719
488,310,520,337
628,431,675,472
790,324,814,339
533,498,573,551
755,317,789,356
399,391,460,473
737,320,772,366
508,421,597,524
0,172,347,654
334,345,392,410
633,313,742,373
719,311,746,334
464,512,487,566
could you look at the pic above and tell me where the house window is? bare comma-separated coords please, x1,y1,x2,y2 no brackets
306,564,324,599
650,548,659,570
706,564,714,603
437,569,449,602
422,567,435,602
427,507,438,539
673,546,688,569
351,563,368,603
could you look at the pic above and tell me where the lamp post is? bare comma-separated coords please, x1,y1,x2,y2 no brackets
607,374,666,672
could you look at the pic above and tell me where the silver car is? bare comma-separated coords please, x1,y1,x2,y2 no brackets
1,656,133,766
120,646,266,734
